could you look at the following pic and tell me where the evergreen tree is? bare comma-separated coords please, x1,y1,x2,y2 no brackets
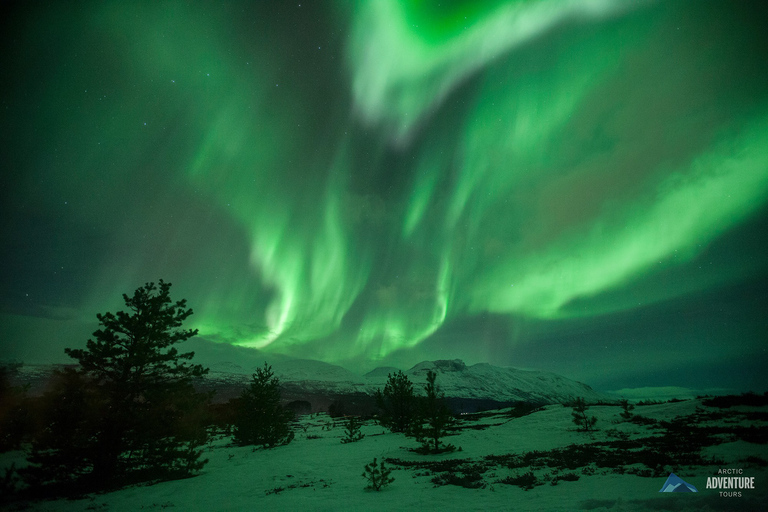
571,397,598,432
341,416,365,444
413,370,456,453
23,280,209,491
619,399,635,421
375,370,416,433
233,363,294,448
362,457,394,491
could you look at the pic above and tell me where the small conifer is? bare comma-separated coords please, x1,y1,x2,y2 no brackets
571,398,598,432
413,370,456,453
619,399,635,421
233,363,294,448
375,370,416,433
362,457,394,491
341,416,365,444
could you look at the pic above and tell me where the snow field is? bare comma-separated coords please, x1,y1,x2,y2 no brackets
8,399,768,511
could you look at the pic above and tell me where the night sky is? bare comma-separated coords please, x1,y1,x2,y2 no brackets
2,0,767,392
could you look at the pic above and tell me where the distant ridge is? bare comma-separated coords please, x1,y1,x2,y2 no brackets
364,359,607,404
13,347,608,406
204,355,607,405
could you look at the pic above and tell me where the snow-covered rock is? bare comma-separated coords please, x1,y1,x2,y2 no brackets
368,359,607,404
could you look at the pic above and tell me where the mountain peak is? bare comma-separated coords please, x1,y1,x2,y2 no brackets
409,359,466,374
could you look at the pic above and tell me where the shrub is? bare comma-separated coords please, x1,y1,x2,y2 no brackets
551,472,579,485
702,392,768,409
499,471,540,490
605,428,630,441
362,457,394,491
432,470,485,489
630,415,658,426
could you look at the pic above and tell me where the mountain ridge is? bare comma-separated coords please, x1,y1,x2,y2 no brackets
11,346,607,406
204,356,607,405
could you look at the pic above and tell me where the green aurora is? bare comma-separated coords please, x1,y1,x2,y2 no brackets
2,0,767,391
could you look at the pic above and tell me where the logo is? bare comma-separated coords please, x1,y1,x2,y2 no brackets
706,468,755,498
659,473,698,493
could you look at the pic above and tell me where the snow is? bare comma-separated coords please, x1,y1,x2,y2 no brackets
7,398,767,511
203,358,609,406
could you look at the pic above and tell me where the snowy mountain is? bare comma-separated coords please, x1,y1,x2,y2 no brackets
365,359,607,404
11,350,607,408
203,355,607,407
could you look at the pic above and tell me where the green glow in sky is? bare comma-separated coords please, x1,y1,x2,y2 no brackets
2,0,767,388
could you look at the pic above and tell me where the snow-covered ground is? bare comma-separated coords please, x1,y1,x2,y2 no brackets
5,397,767,511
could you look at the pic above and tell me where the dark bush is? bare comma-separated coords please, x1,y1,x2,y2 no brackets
432,470,485,489
551,472,579,485
499,471,540,490
702,392,768,409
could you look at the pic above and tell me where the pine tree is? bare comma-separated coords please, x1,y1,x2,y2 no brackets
23,280,209,492
619,399,635,421
571,397,598,432
233,363,294,448
413,370,456,453
375,370,416,433
362,457,394,491
341,416,365,444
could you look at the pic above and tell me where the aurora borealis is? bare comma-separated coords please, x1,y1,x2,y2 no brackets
2,0,767,391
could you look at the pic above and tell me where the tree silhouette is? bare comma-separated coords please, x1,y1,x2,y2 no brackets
233,363,294,448
619,399,635,421
341,416,365,444
24,280,209,492
375,370,416,433
413,370,456,453
362,457,394,491
571,397,598,432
